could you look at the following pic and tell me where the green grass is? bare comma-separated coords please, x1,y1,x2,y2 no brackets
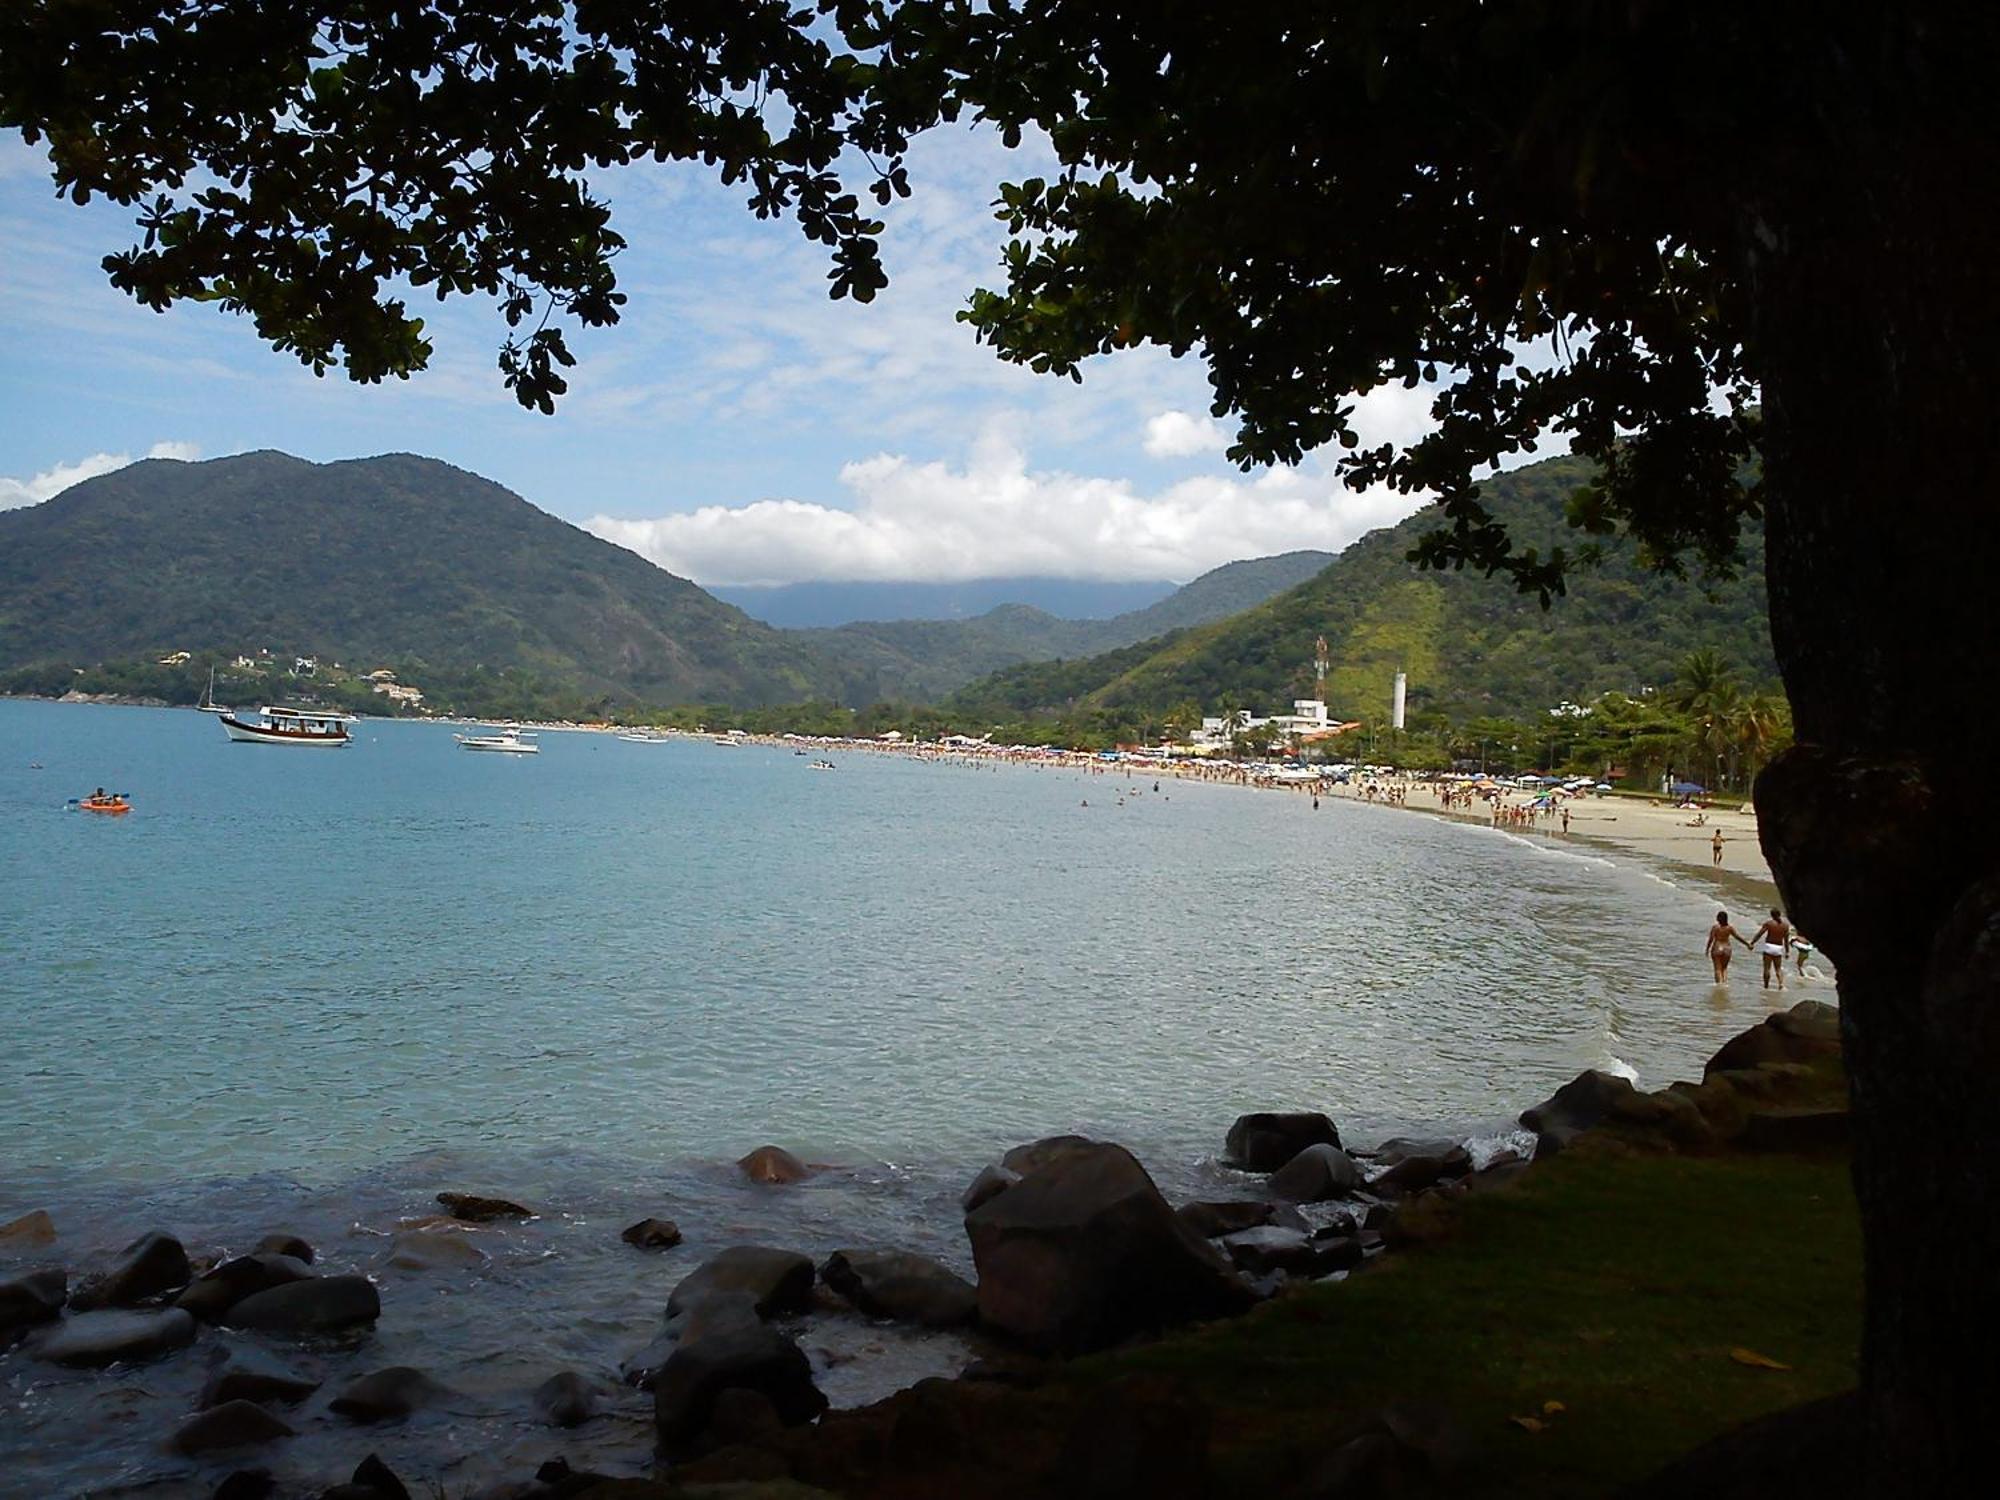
1073,1148,1860,1496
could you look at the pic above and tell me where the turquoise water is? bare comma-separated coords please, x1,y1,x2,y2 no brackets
0,699,1806,1495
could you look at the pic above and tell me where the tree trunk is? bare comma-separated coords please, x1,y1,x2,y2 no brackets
1745,24,2000,1486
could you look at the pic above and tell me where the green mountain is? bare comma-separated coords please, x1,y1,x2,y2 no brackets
948,454,1776,724
0,450,833,707
804,550,1335,700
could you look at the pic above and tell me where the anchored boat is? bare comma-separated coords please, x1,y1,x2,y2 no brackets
218,706,354,747
455,724,539,754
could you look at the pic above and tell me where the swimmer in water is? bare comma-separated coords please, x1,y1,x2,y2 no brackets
1749,908,1792,991
1706,909,1750,983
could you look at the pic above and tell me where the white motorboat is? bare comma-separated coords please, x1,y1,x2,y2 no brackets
617,730,671,744
218,705,354,747
455,724,539,754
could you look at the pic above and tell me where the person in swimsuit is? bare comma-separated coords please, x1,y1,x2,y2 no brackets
1749,908,1792,991
1706,910,1750,983
1792,934,1815,976
1711,828,1725,865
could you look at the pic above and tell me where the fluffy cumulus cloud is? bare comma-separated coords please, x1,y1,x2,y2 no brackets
588,425,1427,586
0,441,200,510
1142,409,1229,458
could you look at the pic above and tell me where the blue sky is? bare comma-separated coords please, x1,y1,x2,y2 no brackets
0,125,1440,586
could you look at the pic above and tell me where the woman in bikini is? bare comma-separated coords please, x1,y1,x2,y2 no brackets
1706,910,1751,983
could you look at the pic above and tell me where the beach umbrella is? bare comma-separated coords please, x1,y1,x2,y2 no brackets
1670,780,1708,796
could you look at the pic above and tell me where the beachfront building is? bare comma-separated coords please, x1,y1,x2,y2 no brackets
372,681,424,706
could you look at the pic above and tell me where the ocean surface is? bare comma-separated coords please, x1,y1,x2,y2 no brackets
0,699,1820,1496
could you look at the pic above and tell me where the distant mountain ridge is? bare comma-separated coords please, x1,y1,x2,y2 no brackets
712,576,1178,627
0,452,1335,709
802,550,1337,702
947,455,1777,725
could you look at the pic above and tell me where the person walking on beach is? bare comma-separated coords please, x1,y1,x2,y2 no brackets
1711,828,1725,866
1749,909,1793,990
1560,805,1571,835
1706,910,1750,983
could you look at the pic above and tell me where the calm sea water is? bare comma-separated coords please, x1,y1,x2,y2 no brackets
0,699,1814,1496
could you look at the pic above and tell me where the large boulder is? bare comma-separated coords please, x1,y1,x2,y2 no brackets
1521,1070,1713,1156
737,1146,813,1185
330,1366,454,1423
1215,1226,1339,1278
0,1268,66,1341
821,1249,977,1329
1705,1001,1843,1075
435,1192,534,1222
964,1141,1253,1355
170,1399,296,1455
1371,1149,1472,1195
32,1307,196,1367
1224,1112,1342,1170
224,1274,379,1335
653,1296,827,1455
1000,1135,1102,1176
0,1209,57,1248
1175,1200,1296,1239
201,1344,321,1407
70,1231,192,1310
668,1247,815,1320
175,1253,314,1321
1268,1143,1363,1202
961,1164,1020,1213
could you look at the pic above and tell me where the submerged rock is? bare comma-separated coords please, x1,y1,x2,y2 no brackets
965,1141,1253,1355
1268,1143,1363,1202
653,1297,826,1455
668,1246,815,1320
176,1253,314,1321
70,1230,192,1310
387,1229,487,1271
1215,1226,1330,1277
621,1217,684,1250
620,1330,678,1390
821,1249,977,1328
256,1233,315,1265
225,1274,379,1335
435,1192,534,1222
330,1365,454,1423
0,1209,57,1248
534,1369,604,1427
321,1453,412,1500
33,1307,196,1367
170,1399,296,1455
201,1343,322,1407
1224,1112,1342,1170
736,1145,813,1185
0,1268,67,1340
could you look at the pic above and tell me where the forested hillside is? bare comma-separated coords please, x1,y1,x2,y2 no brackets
0,451,838,706
949,455,1775,724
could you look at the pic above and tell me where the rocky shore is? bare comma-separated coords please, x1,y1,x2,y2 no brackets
0,1002,1846,1500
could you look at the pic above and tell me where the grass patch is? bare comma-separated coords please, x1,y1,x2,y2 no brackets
1074,1149,1860,1496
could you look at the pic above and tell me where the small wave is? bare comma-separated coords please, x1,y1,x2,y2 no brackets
1598,1053,1640,1083
1484,827,1618,869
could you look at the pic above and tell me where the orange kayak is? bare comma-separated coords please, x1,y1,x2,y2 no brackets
78,798,130,814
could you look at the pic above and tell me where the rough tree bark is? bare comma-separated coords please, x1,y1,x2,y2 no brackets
1748,29,2000,1488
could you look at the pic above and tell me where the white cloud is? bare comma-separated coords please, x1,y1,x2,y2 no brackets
1143,410,1229,458
0,441,201,509
587,424,1426,586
